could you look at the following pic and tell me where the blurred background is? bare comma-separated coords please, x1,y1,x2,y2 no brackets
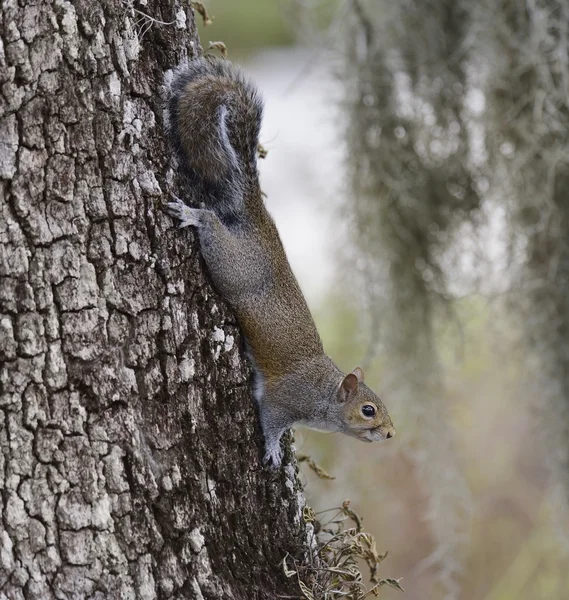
198,1,569,598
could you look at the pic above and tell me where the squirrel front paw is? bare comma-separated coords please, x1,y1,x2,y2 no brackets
263,442,283,469
166,196,201,228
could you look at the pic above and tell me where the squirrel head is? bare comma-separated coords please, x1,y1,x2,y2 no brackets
336,367,395,442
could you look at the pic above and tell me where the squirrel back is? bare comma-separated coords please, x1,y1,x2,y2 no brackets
167,58,263,225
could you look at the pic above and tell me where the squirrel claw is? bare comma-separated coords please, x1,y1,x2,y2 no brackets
166,197,200,228
166,195,183,210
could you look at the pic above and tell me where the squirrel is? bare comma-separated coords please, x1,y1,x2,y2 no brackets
165,57,395,467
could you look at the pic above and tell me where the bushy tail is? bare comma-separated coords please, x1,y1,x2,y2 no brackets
166,58,263,221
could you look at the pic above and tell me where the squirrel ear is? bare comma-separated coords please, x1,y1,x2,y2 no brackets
341,373,359,394
352,367,365,382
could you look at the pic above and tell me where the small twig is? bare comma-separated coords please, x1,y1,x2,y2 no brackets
208,41,228,58
191,1,214,26
131,6,176,26
342,500,364,533
297,454,336,479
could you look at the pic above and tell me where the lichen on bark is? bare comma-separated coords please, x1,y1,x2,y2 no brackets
0,1,308,598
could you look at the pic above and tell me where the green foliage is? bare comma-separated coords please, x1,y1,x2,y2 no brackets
478,0,569,503
314,294,370,374
196,0,294,57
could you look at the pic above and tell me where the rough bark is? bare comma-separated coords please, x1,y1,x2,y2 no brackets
0,2,307,599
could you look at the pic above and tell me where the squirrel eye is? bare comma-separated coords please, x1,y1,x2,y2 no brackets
361,404,376,418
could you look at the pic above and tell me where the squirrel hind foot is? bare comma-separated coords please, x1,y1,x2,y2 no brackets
166,196,201,228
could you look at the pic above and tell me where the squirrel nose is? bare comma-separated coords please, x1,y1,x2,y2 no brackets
386,429,395,439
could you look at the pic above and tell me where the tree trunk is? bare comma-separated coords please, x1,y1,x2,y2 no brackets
0,2,307,598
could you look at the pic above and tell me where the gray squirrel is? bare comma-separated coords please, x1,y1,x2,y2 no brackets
166,57,395,467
